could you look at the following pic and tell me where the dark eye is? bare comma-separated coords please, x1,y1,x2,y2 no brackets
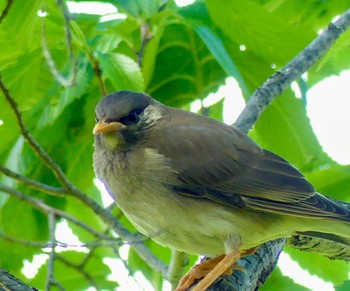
120,109,142,125
95,116,99,123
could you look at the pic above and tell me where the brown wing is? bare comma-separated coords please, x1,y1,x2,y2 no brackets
147,120,350,222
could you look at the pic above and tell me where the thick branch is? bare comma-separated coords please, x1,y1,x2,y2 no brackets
0,268,37,291
205,239,285,291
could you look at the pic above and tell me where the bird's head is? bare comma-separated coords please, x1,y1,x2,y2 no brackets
93,91,162,152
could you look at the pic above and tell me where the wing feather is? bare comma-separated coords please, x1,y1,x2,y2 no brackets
146,114,350,222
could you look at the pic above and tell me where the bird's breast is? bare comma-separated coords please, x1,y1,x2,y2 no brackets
94,146,239,255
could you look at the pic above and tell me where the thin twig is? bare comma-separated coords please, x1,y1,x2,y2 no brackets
167,250,188,289
56,256,100,290
0,0,13,24
0,165,65,196
234,8,350,133
57,0,77,84
0,185,109,240
0,182,169,276
45,213,57,291
0,233,122,249
91,59,107,96
137,23,153,67
40,1,76,87
0,76,77,193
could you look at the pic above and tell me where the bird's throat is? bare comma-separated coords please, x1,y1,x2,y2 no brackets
100,132,125,151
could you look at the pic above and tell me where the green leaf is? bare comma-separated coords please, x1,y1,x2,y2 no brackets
262,267,308,291
208,98,224,121
306,165,350,201
142,22,165,88
113,0,162,19
98,52,145,91
205,0,316,66
308,27,350,86
286,247,349,285
336,279,350,291
65,194,106,244
30,250,117,290
193,24,249,96
180,2,249,96
128,244,164,290
147,22,226,106
0,0,41,66
249,91,332,171
0,197,48,273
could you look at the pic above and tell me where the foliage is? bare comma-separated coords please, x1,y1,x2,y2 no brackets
0,0,350,290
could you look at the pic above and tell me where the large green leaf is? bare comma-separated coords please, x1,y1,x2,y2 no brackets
205,0,316,66
180,2,249,97
147,21,226,106
262,0,350,29
0,0,41,66
98,52,145,91
113,0,162,19
336,280,350,291
285,247,350,285
308,27,350,87
306,165,350,201
0,197,48,273
262,267,308,291
249,91,332,171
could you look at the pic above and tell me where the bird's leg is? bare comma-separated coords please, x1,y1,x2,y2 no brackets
175,255,226,291
191,251,241,291
175,245,259,291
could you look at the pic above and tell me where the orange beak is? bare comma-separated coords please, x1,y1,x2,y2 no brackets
93,120,125,134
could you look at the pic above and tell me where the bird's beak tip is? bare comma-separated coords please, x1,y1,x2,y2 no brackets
93,121,124,135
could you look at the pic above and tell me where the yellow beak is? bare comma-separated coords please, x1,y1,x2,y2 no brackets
93,120,125,134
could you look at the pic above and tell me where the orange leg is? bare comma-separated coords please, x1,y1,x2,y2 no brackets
175,246,259,291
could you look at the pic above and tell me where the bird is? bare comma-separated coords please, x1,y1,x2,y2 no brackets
93,90,350,290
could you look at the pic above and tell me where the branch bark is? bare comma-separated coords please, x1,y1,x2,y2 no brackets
0,268,37,291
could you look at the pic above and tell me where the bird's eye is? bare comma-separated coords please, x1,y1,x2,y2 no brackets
95,116,99,123
120,109,142,125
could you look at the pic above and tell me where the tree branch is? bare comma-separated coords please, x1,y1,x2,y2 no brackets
0,76,77,192
168,250,188,289
0,165,65,196
234,8,350,133
0,185,111,241
0,268,37,291
40,0,77,87
45,213,64,291
206,239,285,291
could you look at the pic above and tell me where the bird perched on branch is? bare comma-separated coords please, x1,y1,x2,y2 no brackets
93,91,350,290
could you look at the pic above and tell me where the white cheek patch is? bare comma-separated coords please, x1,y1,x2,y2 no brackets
142,105,162,126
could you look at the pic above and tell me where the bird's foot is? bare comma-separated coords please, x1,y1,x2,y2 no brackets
175,255,228,291
175,246,259,291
